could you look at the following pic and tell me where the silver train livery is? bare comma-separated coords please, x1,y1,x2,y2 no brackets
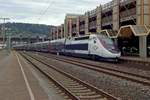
14,34,121,61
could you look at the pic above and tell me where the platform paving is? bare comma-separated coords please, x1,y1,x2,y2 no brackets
0,51,64,100
120,56,150,63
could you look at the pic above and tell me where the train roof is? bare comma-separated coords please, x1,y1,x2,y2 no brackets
33,41,49,44
13,41,50,47
50,38,66,43
70,34,106,39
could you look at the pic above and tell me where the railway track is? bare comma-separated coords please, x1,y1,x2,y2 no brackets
31,52,150,86
20,52,118,100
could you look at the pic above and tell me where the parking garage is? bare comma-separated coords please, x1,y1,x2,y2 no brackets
118,25,149,57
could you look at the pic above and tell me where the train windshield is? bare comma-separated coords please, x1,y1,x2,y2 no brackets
98,35,113,46
98,35,119,53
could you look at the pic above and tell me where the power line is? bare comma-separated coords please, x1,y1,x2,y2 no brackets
0,18,10,47
37,0,54,24
24,0,50,24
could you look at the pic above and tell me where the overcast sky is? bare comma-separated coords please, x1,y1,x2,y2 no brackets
0,0,111,25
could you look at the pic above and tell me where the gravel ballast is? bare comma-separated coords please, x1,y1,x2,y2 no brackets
44,56,150,100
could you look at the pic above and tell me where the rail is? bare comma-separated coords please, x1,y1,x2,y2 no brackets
35,52,150,86
21,52,119,100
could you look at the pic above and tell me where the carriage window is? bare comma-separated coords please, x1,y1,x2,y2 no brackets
65,44,88,50
74,36,89,41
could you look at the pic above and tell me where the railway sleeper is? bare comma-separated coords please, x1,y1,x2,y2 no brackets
63,95,71,100
56,90,63,94
75,92,100,97
78,94,102,99
64,83,80,86
72,89,91,93
58,92,71,99
68,86,87,90
58,77,72,80
59,92,66,95
62,81,78,85
70,86,87,90
66,85,83,88
75,91,96,96
62,79,77,82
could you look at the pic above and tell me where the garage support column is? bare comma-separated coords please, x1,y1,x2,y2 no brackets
50,29,52,40
52,30,54,40
85,12,89,34
64,18,68,38
137,0,150,58
69,19,72,37
54,29,56,40
61,24,64,38
76,16,80,36
113,0,120,31
96,5,102,33
112,0,120,48
139,36,147,58
56,27,59,39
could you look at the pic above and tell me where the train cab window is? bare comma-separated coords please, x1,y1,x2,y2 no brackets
94,40,96,44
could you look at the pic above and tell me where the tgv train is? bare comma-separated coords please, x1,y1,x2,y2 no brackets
14,34,121,61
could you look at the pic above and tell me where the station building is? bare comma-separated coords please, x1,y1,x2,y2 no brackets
50,0,150,58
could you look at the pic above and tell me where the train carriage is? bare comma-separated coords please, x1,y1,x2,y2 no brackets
13,34,121,61
49,38,66,54
63,34,120,61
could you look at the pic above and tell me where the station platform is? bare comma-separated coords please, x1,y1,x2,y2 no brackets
120,56,150,64
0,51,64,100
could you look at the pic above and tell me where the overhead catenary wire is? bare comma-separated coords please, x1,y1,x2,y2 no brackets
22,0,54,40
24,0,52,24
36,0,50,22
37,0,54,24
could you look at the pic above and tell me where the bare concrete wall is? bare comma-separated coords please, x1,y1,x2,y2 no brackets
76,17,80,36
85,12,89,34
113,0,120,31
96,5,102,32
